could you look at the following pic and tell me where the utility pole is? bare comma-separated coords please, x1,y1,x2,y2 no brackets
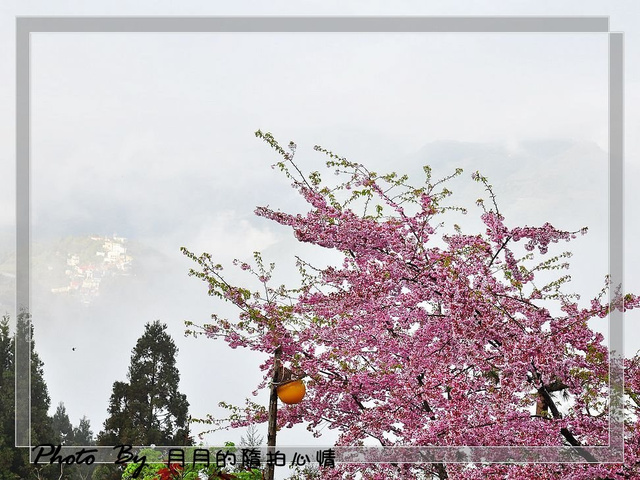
265,346,282,480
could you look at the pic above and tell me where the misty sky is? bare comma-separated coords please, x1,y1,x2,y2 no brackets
1,2,640,466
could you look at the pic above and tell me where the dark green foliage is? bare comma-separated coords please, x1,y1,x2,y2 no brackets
0,312,57,479
99,320,191,446
0,314,18,479
52,402,74,445
90,464,123,480
72,416,95,446
19,312,54,447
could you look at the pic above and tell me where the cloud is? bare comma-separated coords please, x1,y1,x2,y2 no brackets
189,212,281,260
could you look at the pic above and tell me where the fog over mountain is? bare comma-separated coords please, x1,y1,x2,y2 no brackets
10,136,624,448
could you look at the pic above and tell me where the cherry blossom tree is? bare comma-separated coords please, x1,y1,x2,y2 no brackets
182,132,640,479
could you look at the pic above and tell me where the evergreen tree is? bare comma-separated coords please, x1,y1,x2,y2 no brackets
99,321,191,446
0,314,17,478
0,312,56,479
72,416,94,446
239,424,264,448
51,402,74,445
67,416,97,480
18,312,54,447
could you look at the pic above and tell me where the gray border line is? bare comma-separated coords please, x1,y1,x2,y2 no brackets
16,16,623,464
608,31,624,456
16,16,609,33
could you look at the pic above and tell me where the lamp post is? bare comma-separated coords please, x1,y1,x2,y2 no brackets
265,346,282,480
265,347,306,480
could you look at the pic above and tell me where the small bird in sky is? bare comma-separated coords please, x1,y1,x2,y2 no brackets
72,347,76,351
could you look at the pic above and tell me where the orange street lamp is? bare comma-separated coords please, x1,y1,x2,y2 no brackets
276,379,306,405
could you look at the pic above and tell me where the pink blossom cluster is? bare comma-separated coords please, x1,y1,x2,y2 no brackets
183,143,640,479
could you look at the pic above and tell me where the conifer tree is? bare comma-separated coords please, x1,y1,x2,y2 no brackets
0,313,56,479
99,320,191,446
72,416,94,446
0,314,17,478
18,312,54,447
51,402,74,445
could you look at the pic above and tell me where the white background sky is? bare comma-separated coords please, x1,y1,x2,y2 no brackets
1,2,640,475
